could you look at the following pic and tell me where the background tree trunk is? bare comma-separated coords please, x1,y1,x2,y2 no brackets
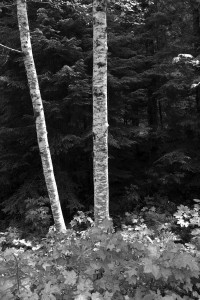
17,0,66,233
147,89,158,131
190,0,200,53
93,0,111,229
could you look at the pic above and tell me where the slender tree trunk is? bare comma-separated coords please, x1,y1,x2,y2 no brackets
190,0,200,53
147,84,158,131
147,97,158,130
196,85,200,113
93,0,111,229
17,0,66,233
131,105,139,126
158,100,163,128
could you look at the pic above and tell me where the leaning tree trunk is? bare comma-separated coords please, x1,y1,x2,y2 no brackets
17,0,66,233
93,0,111,230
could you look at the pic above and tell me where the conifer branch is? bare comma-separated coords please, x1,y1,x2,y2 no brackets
0,3,16,8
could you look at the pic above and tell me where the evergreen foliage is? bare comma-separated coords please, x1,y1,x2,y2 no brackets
0,0,200,231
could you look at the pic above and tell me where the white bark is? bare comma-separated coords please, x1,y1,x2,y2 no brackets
93,0,111,228
17,0,66,233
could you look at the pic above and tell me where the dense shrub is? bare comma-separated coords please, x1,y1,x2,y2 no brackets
0,207,200,300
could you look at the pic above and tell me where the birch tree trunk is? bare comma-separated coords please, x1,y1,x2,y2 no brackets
93,0,111,229
17,0,66,233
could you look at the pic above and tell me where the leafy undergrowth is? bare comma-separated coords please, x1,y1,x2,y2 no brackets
1,205,200,300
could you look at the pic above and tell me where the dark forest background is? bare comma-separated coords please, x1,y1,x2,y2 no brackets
1,0,200,230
